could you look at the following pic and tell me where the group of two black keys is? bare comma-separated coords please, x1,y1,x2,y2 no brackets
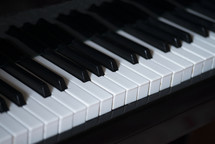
1,0,215,113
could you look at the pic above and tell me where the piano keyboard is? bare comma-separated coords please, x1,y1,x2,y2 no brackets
0,0,215,143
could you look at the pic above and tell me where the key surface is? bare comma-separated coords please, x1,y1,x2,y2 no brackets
147,18,193,43
101,31,152,59
2,64,51,97
0,126,12,144
0,97,9,113
68,41,118,71
135,21,182,48
0,79,26,106
85,40,161,95
42,51,90,82
57,47,104,76
18,59,67,91
92,35,138,64
123,26,170,52
0,113,28,144
34,56,112,115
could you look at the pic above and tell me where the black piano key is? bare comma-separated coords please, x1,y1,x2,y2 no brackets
135,21,182,48
91,35,138,64
173,9,215,32
68,41,118,72
57,47,104,77
0,97,9,113
42,51,90,82
1,63,51,98
0,79,26,106
18,59,67,91
102,31,152,59
163,13,209,37
147,18,193,43
122,26,170,52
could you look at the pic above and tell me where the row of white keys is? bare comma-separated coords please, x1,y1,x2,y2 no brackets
7,102,43,144
0,113,28,144
0,70,59,140
85,40,162,95
33,56,120,112
159,17,215,72
2,75,75,133
0,126,12,144
103,68,138,104
116,31,185,85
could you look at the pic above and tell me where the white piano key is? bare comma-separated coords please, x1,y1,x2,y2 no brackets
138,57,172,89
132,39,193,82
66,78,112,115
0,69,73,134
8,103,44,144
116,31,183,86
0,126,12,144
0,113,28,144
90,74,126,109
104,69,138,104
33,56,113,114
0,70,59,139
65,83,100,121
182,43,213,72
117,65,150,100
85,40,161,95
171,47,204,77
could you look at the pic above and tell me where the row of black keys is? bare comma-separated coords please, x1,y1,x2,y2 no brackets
1,0,215,112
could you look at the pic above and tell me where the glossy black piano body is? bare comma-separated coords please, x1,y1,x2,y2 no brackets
0,0,215,144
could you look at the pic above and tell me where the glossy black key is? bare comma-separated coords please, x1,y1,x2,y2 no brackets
42,51,90,82
0,97,8,113
173,9,215,32
135,21,182,48
0,79,26,106
91,35,138,64
102,31,152,59
57,47,104,76
122,26,170,52
147,18,193,43
1,61,51,98
163,13,209,37
18,59,67,91
68,41,118,72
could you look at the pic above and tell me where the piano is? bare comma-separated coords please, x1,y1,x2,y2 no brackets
1,0,215,143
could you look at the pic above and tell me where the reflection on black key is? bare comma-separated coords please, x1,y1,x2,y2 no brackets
42,51,90,82
123,26,170,52
135,21,182,48
102,32,152,59
0,79,26,106
0,97,8,112
57,47,104,76
92,35,138,64
147,18,193,43
2,64,51,98
18,59,67,91
163,13,209,37
68,41,118,72
173,9,215,32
